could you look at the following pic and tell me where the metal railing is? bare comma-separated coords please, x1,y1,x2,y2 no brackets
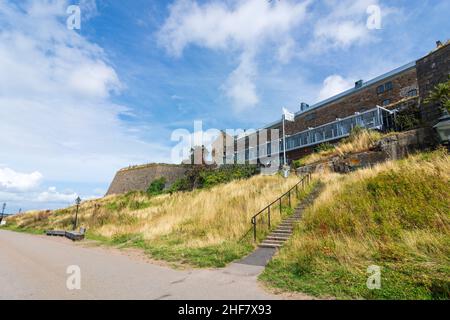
241,173,312,242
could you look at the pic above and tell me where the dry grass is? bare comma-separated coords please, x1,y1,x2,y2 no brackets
262,149,450,299
300,129,385,166
8,174,314,266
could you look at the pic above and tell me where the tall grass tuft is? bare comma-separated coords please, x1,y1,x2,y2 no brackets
7,174,315,267
298,128,385,166
261,149,450,299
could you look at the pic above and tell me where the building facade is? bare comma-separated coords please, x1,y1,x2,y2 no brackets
214,41,449,166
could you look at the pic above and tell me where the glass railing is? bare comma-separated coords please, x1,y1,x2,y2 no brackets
240,106,393,160
282,106,390,152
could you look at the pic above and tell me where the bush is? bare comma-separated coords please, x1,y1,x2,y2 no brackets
314,142,335,153
394,104,422,131
146,177,167,195
168,164,259,192
168,177,191,193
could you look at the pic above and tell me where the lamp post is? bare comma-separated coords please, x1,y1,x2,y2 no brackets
433,109,450,146
0,203,5,224
73,196,81,231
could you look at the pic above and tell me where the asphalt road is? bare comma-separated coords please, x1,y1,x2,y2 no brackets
0,230,294,300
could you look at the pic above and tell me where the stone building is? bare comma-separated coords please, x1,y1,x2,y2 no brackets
220,41,449,165
107,42,449,195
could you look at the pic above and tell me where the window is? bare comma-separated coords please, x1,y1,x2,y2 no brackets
385,81,393,91
376,85,385,94
407,89,418,97
377,81,393,94
382,99,391,106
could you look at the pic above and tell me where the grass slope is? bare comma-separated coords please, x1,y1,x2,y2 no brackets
6,174,315,268
261,149,450,299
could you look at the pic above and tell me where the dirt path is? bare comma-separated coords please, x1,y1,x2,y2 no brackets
0,230,310,300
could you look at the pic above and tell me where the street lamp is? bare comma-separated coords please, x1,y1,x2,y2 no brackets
0,203,5,224
433,109,450,145
73,196,81,231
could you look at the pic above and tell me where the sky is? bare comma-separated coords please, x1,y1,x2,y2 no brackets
0,0,449,213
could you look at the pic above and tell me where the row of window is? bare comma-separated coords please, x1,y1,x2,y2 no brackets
377,81,393,94
381,89,417,106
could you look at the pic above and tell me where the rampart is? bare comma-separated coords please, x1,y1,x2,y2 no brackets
106,164,188,196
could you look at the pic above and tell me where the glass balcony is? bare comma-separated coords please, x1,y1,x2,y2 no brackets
280,106,392,152
241,106,394,161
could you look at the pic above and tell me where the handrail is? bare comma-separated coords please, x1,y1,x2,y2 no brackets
241,172,312,242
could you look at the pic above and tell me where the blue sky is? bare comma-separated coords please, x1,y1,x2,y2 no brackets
0,0,449,213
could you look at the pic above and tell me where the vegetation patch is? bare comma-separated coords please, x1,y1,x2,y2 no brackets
146,177,167,196
296,127,386,166
7,174,316,268
261,149,450,299
168,164,260,193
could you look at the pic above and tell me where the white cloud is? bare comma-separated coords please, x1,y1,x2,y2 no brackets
0,0,171,210
0,168,43,192
0,186,78,205
36,187,78,203
318,75,353,101
0,0,170,183
157,0,310,110
314,20,369,48
222,52,259,109
310,0,381,51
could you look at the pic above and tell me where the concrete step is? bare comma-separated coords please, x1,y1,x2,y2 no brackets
279,222,294,226
262,239,285,244
259,243,282,249
271,232,291,237
266,235,290,241
275,227,293,232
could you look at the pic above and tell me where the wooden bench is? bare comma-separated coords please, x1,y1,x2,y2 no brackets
65,227,86,241
45,230,66,237
45,228,86,241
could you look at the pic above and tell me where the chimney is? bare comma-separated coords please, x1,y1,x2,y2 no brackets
436,40,443,48
300,102,310,112
355,80,363,88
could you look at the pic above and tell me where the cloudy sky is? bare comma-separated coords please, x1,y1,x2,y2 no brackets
0,0,448,212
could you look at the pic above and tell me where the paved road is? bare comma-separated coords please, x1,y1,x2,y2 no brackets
0,230,292,300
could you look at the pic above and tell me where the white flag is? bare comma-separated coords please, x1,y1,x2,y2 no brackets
283,108,295,122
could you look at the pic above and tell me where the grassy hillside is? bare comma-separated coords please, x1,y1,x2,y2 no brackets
261,149,450,299
6,174,314,267
295,128,390,166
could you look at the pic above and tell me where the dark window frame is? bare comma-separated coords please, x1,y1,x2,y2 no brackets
385,81,393,91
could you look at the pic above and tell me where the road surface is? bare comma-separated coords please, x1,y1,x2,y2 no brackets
0,230,300,300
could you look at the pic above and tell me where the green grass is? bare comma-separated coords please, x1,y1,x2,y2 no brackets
6,175,318,268
261,150,450,299
2,224,45,235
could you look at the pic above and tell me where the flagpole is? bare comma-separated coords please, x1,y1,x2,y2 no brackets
282,114,287,166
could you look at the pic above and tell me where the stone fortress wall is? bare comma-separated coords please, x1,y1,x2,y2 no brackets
106,164,188,196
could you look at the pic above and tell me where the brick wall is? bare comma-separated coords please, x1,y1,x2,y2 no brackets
417,42,450,124
106,164,188,196
279,67,418,136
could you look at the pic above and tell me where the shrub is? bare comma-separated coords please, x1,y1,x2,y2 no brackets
394,104,422,131
425,76,450,113
314,142,335,153
168,164,259,192
146,177,166,195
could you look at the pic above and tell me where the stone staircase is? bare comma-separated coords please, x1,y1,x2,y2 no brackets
259,183,323,249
